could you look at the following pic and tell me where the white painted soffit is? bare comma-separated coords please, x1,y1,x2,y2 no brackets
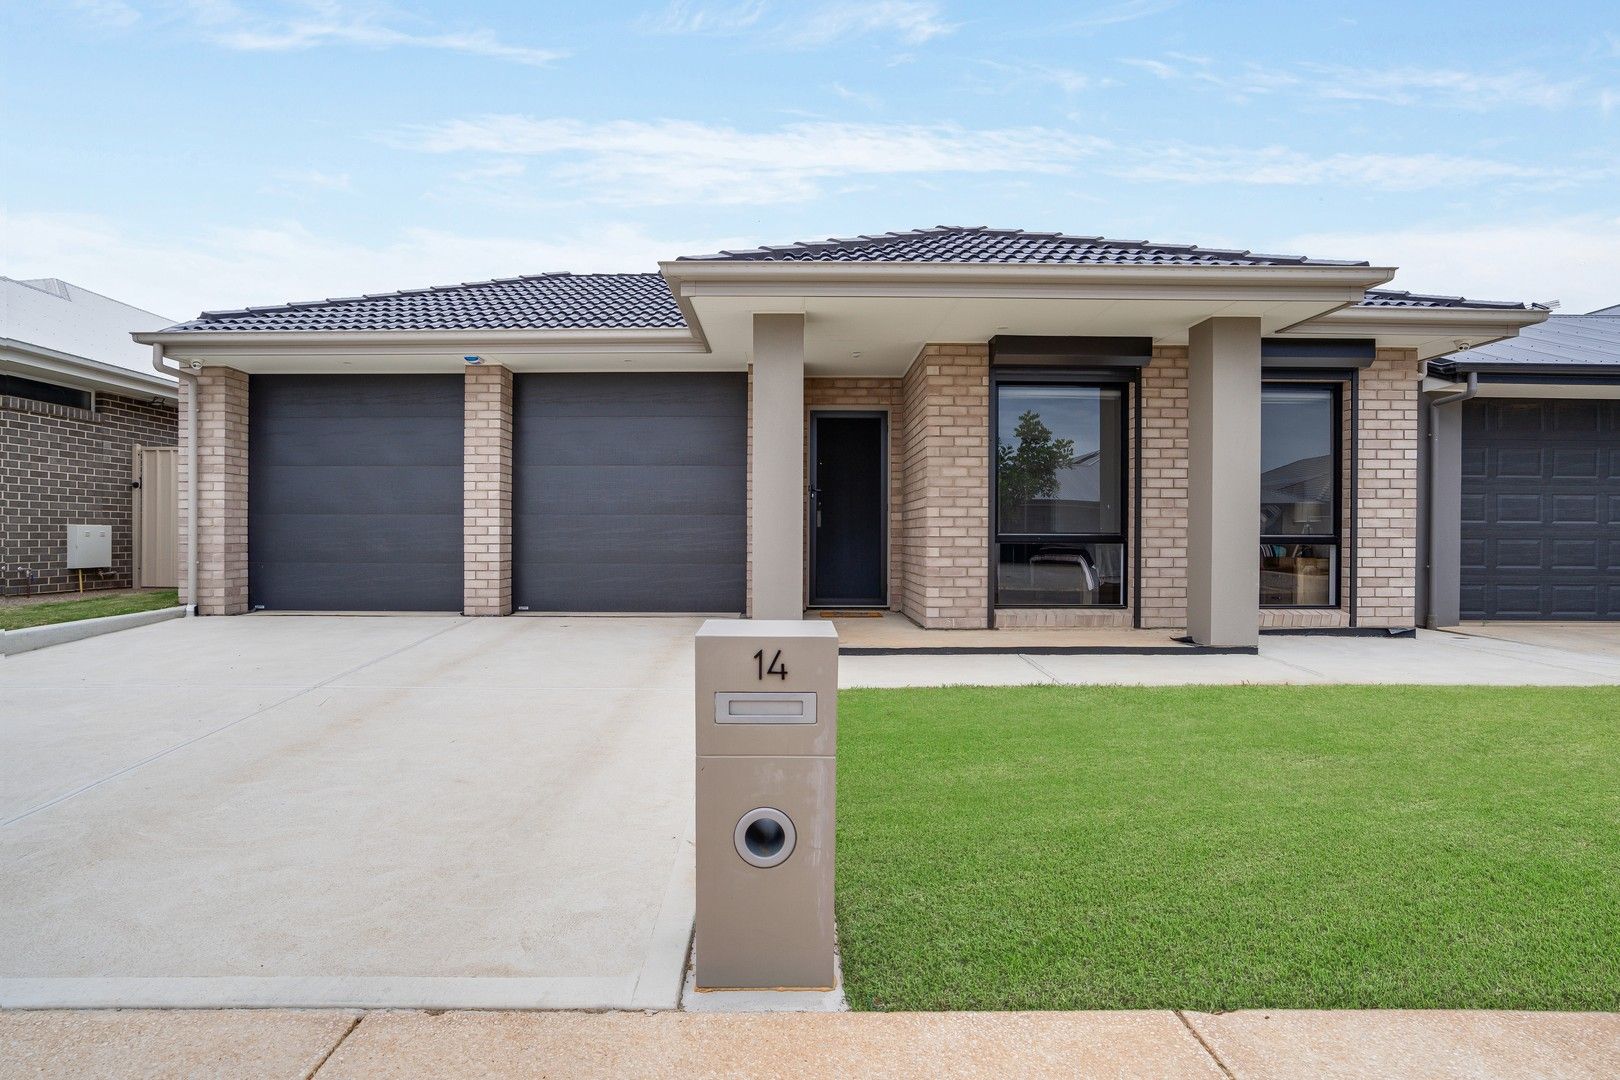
1277,305,1550,360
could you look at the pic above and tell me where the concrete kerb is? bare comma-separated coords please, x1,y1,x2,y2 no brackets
0,606,185,657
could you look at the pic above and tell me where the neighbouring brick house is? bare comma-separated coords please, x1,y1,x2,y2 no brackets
134,227,1547,645
1,277,179,596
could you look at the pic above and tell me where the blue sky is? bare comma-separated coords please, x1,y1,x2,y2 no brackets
5,0,1619,319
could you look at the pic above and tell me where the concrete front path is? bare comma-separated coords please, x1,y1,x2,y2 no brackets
0,615,698,1011
4,1009,1618,1080
840,626,1620,687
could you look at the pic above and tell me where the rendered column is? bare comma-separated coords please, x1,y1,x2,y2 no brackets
750,314,806,619
1186,318,1262,647
1425,398,1463,627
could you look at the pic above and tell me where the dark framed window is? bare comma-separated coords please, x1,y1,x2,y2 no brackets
1260,382,1341,607
0,374,92,410
993,376,1128,607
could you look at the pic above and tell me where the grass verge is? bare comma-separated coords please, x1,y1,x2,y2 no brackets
0,589,180,631
836,685,1620,1011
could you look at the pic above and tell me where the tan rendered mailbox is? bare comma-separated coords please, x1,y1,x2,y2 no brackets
694,619,838,991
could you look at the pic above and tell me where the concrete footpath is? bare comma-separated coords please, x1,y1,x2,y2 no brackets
3,1008,1618,1079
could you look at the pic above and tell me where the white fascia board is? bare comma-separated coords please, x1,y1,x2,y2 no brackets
0,338,178,399
660,260,1396,292
133,327,706,357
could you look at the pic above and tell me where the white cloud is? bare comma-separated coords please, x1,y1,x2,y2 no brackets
642,0,954,47
71,0,141,28
390,116,1108,205
1116,145,1601,191
1062,0,1179,30
1284,219,1620,313
0,208,742,319
1126,55,1589,110
173,0,565,65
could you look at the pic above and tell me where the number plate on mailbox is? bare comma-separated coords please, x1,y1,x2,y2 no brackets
714,691,818,725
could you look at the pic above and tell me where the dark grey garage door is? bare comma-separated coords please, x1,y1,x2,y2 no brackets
249,375,463,611
514,373,746,612
1461,398,1620,619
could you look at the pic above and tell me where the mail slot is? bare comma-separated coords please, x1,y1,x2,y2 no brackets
694,619,837,991
714,691,817,724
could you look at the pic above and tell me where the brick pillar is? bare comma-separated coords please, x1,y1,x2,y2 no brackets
187,367,249,615
463,364,513,616
1355,348,1421,628
1139,346,1190,629
899,344,990,629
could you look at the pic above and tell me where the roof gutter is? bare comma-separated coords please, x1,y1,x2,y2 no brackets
659,260,1399,289
151,344,198,617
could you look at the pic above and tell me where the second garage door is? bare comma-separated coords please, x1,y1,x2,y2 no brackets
513,373,747,613
1460,397,1620,619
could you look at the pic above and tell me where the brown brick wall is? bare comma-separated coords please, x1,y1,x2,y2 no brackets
1355,348,1421,627
183,367,249,615
1138,346,1190,629
1,391,177,597
463,365,512,615
899,344,990,628
805,377,904,610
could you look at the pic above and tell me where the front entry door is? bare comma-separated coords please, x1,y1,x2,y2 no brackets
809,413,887,607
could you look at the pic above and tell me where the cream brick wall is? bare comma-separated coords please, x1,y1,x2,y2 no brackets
1138,346,1190,629
1355,348,1421,627
899,345,990,629
463,364,512,616
805,378,904,610
183,366,249,615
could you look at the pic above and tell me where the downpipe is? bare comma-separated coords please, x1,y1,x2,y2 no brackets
151,344,199,617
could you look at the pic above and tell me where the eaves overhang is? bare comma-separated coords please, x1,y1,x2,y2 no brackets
1276,304,1549,359
1,337,178,400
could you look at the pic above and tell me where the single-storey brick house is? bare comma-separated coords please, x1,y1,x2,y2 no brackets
134,227,1548,647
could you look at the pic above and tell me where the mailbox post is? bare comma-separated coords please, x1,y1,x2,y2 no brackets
694,619,838,991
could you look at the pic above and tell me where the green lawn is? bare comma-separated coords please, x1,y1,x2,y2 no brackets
0,588,179,631
836,685,1620,1012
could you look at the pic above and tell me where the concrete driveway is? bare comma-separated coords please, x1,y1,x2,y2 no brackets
0,615,697,1010
5,614,1618,1013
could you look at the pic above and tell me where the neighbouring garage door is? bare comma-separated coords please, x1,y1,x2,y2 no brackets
249,375,463,611
514,373,746,612
1461,397,1620,620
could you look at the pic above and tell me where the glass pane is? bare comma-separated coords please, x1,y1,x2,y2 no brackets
1260,543,1337,606
1261,386,1335,536
997,385,1123,535
997,542,1125,607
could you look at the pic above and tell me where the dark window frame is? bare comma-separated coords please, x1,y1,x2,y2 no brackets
0,374,93,411
991,368,1132,610
1260,378,1343,609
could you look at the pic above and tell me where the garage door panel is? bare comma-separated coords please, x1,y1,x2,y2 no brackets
516,513,746,563
517,418,746,466
252,465,463,516
250,375,463,611
256,416,464,467
1460,398,1620,620
248,561,462,612
513,373,746,613
252,512,463,563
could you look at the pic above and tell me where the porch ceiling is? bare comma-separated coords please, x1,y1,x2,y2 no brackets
690,294,1358,376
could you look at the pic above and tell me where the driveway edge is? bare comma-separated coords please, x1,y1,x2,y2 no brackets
0,606,185,657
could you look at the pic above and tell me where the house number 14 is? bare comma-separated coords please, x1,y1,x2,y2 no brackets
753,649,788,681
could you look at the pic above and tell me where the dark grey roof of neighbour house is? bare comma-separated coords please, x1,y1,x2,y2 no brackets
1357,289,1543,311
1428,311,1620,378
678,225,1373,267
157,272,685,333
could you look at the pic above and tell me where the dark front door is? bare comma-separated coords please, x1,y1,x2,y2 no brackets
809,413,887,607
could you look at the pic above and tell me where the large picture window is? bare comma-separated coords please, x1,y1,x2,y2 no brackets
1260,383,1340,607
994,380,1127,607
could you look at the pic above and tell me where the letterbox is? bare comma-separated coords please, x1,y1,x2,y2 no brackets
694,619,837,991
